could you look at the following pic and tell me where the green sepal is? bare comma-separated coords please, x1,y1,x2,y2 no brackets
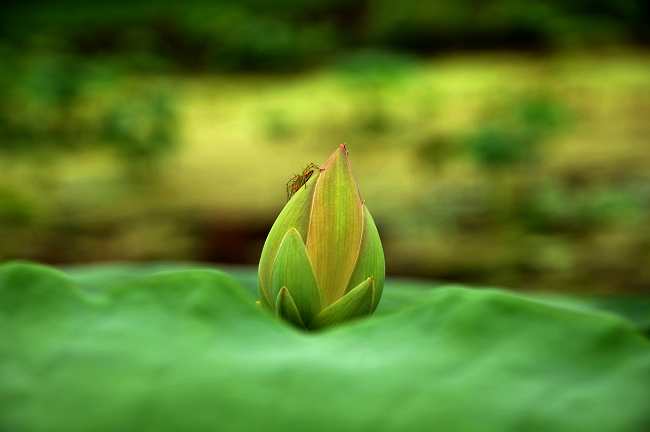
270,228,321,325
276,286,306,328
312,277,375,329
346,206,385,311
258,171,319,305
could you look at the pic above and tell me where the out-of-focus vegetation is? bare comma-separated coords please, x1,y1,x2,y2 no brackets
1,0,649,294
3,0,649,71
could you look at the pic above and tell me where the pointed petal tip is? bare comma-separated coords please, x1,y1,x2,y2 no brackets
321,144,351,170
285,226,302,239
276,286,306,328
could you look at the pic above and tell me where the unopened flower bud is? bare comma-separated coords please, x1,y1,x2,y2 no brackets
258,144,385,329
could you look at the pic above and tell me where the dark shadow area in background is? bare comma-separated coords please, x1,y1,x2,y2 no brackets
2,0,649,73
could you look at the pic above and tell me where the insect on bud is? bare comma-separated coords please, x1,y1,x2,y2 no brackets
258,144,385,329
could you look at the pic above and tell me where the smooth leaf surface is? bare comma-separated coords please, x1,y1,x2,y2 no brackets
62,263,650,333
1,262,649,432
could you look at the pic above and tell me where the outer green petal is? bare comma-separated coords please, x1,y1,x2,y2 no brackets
306,145,364,306
312,277,374,329
275,286,306,328
346,206,385,312
270,228,321,325
258,171,319,306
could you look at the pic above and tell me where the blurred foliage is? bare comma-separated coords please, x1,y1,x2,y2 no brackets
0,187,36,227
520,182,646,234
366,0,649,50
0,53,178,171
263,109,298,142
465,95,571,169
102,90,176,161
1,0,649,72
1,1,649,295
335,50,417,88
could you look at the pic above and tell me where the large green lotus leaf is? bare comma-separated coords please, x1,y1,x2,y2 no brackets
1,262,649,432
65,264,650,334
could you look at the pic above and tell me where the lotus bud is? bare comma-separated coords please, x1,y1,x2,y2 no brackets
258,144,385,329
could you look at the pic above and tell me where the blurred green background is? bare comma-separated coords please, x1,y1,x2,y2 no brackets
1,0,649,294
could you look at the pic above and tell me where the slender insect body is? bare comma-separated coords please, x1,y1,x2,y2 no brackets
286,163,320,200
